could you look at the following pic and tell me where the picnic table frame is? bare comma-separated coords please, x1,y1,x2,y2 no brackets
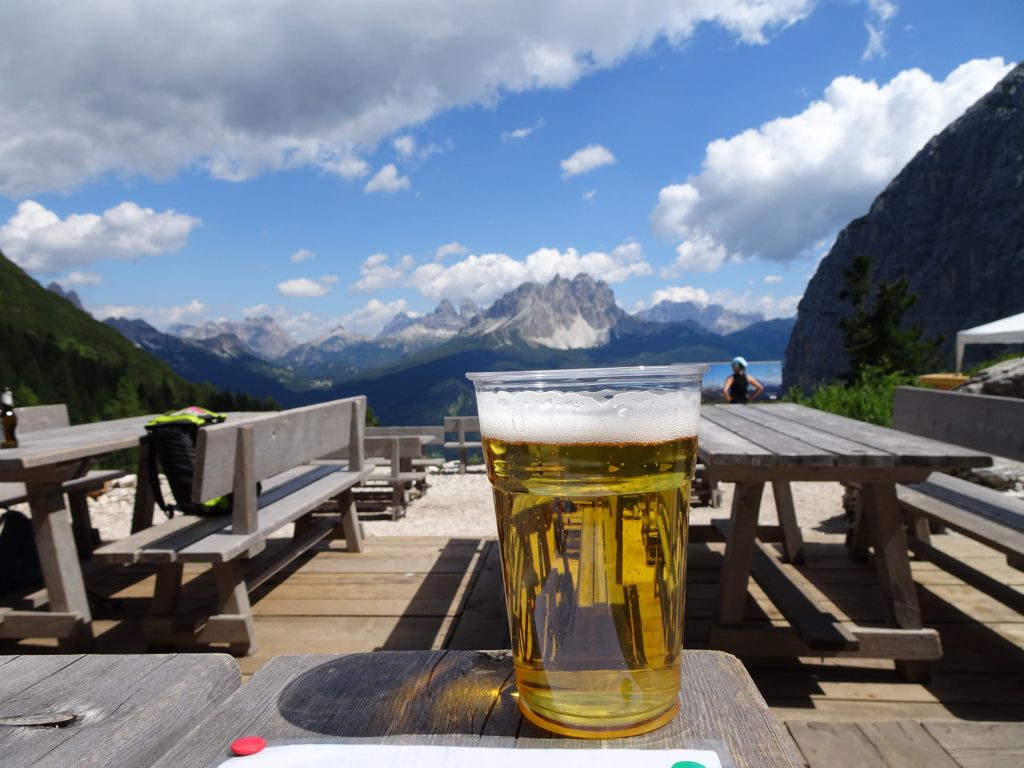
698,403,992,680
0,415,158,647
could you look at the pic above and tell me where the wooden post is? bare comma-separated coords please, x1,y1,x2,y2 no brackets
152,563,184,615
458,418,467,474
67,490,97,559
26,480,94,649
348,398,364,473
717,480,765,625
131,436,156,533
231,425,258,536
339,488,364,553
863,480,930,682
772,480,804,564
847,490,871,562
212,560,257,656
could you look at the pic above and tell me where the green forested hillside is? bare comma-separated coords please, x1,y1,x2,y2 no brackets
0,250,274,422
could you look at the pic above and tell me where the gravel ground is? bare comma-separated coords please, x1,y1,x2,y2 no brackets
9,468,864,544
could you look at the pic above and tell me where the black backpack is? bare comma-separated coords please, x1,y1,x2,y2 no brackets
0,509,42,594
146,407,230,517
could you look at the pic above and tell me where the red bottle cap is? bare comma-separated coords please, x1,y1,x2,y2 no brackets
230,736,267,756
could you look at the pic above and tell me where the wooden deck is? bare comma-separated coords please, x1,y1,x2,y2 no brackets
3,526,1023,765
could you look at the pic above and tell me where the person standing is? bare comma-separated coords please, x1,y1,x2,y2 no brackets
723,356,764,404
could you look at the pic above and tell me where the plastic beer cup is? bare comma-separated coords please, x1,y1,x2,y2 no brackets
467,364,707,738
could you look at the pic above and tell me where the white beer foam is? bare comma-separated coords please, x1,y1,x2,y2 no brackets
476,389,700,444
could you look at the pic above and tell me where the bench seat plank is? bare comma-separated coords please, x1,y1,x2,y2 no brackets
0,469,125,507
176,468,369,563
443,440,483,449
897,485,1024,562
911,473,1024,533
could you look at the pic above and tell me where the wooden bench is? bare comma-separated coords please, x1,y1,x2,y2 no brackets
93,397,371,654
0,404,124,557
367,425,445,471
444,416,482,473
891,386,1024,611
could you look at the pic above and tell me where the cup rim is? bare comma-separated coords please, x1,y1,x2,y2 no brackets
466,363,709,387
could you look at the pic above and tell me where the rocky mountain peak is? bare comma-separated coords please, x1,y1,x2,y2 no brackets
785,61,1024,388
639,300,764,335
47,282,85,312
382,297,474,340
479,273,627,349
171,316,296,361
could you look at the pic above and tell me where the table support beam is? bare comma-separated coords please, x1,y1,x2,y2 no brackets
717,480,764,625
772,480,804,564
27,480,94,649
863,480,930,681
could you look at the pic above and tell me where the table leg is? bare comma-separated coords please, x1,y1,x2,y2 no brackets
847,490,871,562
862,481,930,681
772,480,804,564
717,481,765,625
131,438,156,533
26,481,94,650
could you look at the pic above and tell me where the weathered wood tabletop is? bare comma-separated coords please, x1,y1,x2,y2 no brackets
697,403,993,679
0,654,239,768
153,649,803,768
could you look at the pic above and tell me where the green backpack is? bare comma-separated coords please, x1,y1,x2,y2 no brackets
145,407,229,517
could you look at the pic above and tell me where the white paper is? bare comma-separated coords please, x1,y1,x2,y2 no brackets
216,743,723,768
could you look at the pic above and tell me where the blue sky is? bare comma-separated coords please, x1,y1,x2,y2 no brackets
0,1,1021,341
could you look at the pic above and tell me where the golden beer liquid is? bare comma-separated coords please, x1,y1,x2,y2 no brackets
483,435,697,737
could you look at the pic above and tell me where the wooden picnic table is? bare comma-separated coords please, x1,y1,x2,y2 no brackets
0,411,274,648
698,403,992,680
152,650,802,768
0,414,158,647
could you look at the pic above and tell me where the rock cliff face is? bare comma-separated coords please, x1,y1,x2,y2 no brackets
784,62,1024,389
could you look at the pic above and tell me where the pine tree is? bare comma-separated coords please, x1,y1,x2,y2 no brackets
839,254,941,379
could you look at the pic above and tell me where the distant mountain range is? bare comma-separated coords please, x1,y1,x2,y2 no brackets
0,249,266,423
103,272,794,422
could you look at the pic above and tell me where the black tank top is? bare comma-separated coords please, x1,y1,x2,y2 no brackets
728,372,750,404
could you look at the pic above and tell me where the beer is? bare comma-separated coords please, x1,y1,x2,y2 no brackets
468,369,705,738
485,436,696,737
1,388,17,449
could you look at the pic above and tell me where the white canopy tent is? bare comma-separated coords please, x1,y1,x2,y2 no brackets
956,311,1024,371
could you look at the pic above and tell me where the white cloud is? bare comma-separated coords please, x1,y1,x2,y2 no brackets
502,118,545,143
340,298,411,336
648,285,714,307
863,0,898,60
434,241,469,261
561,144,616,178
647,285,800,318
763,274,784,284
64,271,103,286
0,2,816,196
290,248,315,263
277,275,339,298
352,253,416,292
393,135,416,157
582,190,598,202
410,242,651,304
0,199,199,273
651,57,1012,271
364,164,411,194
97,298,206,328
